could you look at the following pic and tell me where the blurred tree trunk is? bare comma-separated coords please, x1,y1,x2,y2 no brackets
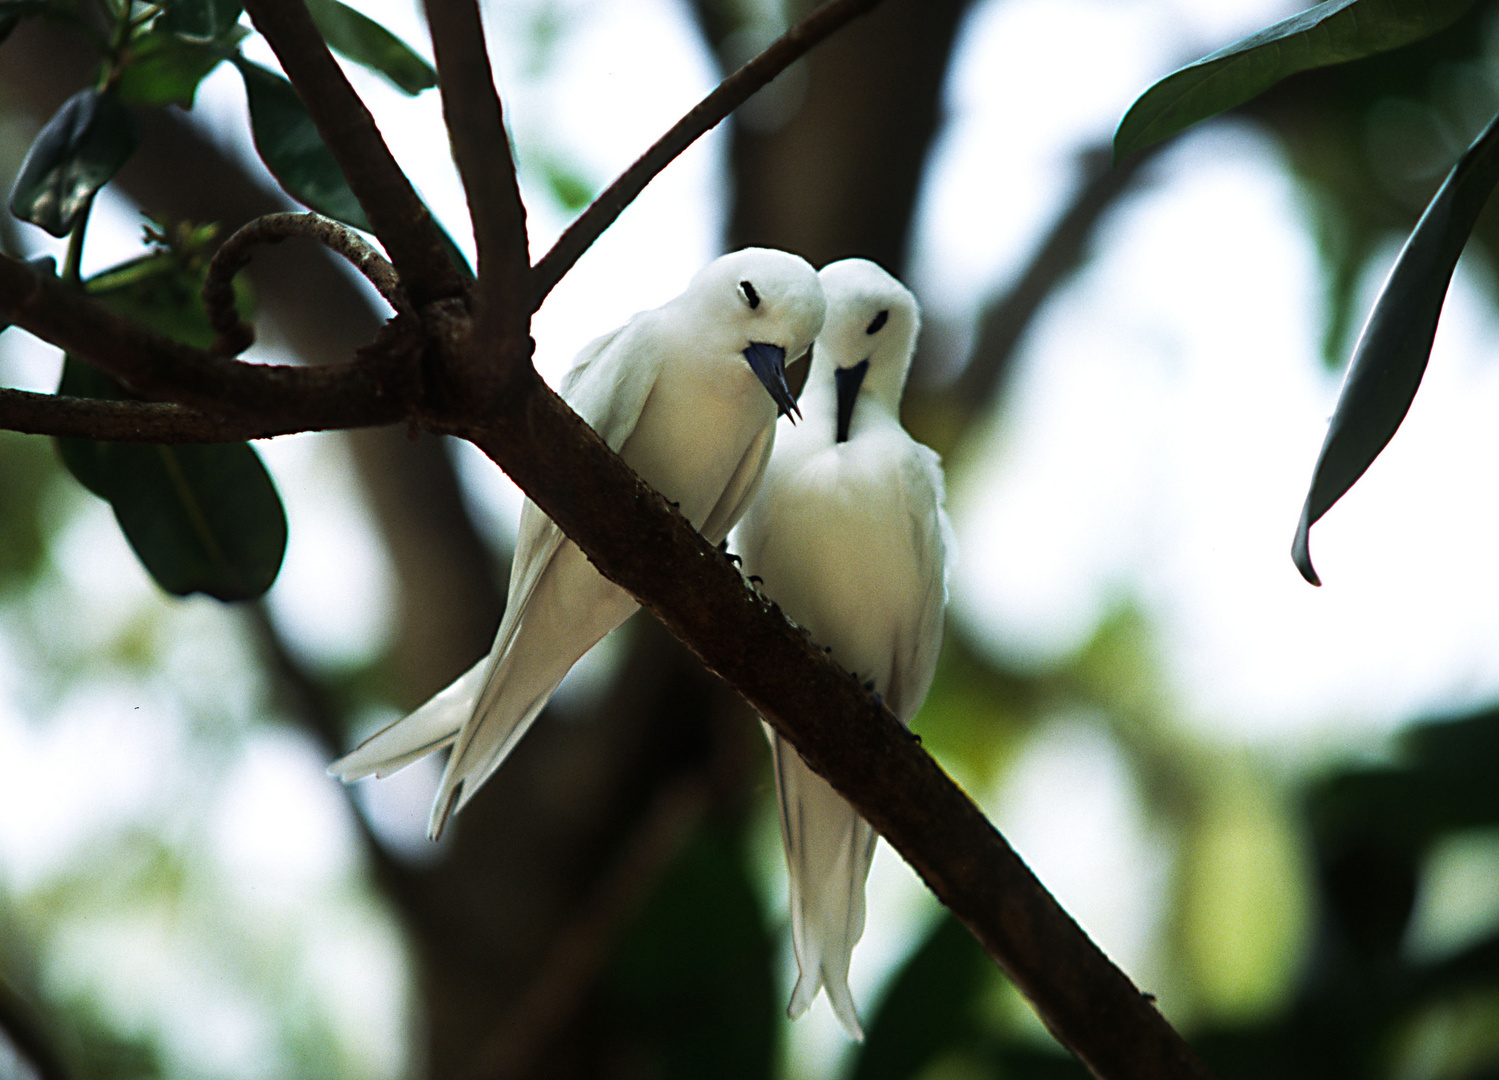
693,0,973,274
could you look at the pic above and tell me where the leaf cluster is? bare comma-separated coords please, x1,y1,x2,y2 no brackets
1116,0,1499,584
3,0,436,601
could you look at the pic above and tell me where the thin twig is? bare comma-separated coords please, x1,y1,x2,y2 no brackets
204,211,409,355
423,0,530,359
241,0,466,308
529,0,888,308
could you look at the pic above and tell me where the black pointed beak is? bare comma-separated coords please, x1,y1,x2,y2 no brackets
834,359,869,443
743,341,799,420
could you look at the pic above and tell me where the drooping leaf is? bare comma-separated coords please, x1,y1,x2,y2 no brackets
304,0,436,95
1114,0,1479,159
604,824,776,1080
56,251,286,602
8,89,140,237
848,912,988,1080
156,0,244,43
116,26,247,108
1292,110,1499,584
233,57,372,229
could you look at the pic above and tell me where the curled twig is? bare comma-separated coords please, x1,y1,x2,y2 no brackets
203,211,409,355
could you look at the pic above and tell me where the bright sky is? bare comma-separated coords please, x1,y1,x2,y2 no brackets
7,0,1499,1074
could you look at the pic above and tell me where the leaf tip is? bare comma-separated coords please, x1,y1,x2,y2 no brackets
1292,503,1322,586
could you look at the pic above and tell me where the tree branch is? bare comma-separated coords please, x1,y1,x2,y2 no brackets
0,253,420,426
432,369,1214,1080
0,388,314,441
204,211,408,355
423,0,530,371
528,0,889,308
240,0,467,308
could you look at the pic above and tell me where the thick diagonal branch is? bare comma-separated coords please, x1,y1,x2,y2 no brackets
433,367,1215,1080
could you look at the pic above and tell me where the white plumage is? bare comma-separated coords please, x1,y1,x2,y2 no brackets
734,258,950,1041
330,248,826,839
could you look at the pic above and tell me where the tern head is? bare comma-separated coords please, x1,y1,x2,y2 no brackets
812,259,920,439
681,248,825,419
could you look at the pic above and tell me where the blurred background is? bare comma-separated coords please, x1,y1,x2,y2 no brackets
4,0,1499,1077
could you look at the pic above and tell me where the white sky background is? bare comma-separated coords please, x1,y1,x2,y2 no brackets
7,0,1499,1073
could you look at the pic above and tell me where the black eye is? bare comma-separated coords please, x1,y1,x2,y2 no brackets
865,309,888,335
740,280,761,309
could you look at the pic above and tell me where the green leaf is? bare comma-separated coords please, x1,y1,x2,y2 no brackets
156,0,244,43
1114,0,1479,159
544,158,597,213
56,251,287,602
604,824,776,1080
117,26,247,108
233,56,473,279
848,913,988,1080
233,57,372,229
304,0,436,95
9,89,140,237
1292,110,1499,584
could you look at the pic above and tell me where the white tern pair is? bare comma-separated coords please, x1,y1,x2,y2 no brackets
329,251,949,1042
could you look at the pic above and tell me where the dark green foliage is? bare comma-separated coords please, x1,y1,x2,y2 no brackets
304,0,437,95
849,913,989,1080
115,27,249,109
156,0,244,43
8,89,140,237
1114,0,1478,159
1292,111,1499,585
0,0,48,46
56,247,287,602
234,57,374,230
0,433,57,589
604,822,778,1080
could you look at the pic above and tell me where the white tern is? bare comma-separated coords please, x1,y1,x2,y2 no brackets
329,248,826,839
734,258,950,1041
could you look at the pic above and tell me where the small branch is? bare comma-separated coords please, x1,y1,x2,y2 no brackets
242,602,437,935
204,211,409,354
954,142,1159,406
423,0,530,369
0,254,421,426
0,387,380,441
529,0,888,308
241,0,467,308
